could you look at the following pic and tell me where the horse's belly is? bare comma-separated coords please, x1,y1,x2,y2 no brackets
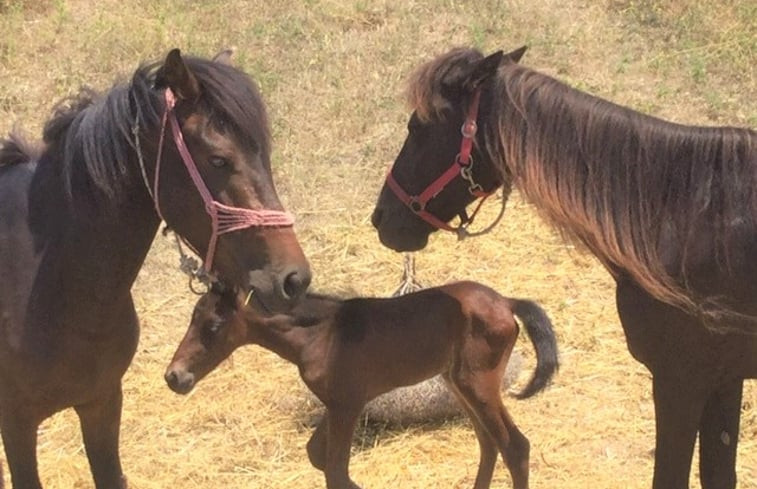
616,280,757,380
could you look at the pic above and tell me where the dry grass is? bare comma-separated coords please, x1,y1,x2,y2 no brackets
0,0,755,488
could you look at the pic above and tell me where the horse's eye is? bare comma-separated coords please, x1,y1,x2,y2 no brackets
209,156,228,168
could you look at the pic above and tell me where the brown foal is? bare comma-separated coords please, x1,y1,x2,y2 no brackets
166,281,558,489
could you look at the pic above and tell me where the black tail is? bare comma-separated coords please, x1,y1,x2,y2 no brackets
511,299,558,399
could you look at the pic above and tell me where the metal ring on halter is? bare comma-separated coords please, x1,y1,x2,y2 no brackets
409,198,424,213
461,119,478,138
456,152,473,167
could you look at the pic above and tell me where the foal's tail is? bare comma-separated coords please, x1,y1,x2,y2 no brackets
511,299,559,399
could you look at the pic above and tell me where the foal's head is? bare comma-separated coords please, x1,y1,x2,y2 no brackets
371,47,526,251
164,286,246,394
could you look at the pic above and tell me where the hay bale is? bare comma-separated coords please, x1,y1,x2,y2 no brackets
296,350,523,426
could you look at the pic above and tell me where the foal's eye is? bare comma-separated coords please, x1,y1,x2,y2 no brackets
209,156,229,168
200,320,223,347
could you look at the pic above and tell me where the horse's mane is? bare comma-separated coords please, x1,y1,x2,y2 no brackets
36,54,271,209
0,130,42,167
405,47,481,122
494,62,757,317
408,47,757,320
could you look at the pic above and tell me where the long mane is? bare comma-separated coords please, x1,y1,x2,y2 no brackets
492,61,756,318
408,48,757,320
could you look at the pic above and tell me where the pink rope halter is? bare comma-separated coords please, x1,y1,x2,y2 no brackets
152,88,294,273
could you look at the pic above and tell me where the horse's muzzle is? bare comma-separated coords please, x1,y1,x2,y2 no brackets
164,368,196,395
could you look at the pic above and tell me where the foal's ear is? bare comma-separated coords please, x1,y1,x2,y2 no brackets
504,45,527,64
212,48,235,66
155,48,201,102
462,50,504,92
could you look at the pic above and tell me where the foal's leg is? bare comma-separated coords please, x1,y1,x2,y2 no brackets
0,406,43,489
442,374,498,489
324,405,363,489
454,371,529,489
698,379,742,489
74,384,127,489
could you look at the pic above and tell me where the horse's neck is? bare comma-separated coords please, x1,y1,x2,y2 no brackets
32,152,160,309
249,310,332,366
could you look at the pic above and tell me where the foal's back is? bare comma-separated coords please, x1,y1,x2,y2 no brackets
320,281,517,398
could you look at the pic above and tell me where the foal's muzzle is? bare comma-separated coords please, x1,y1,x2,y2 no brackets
164,368,196,395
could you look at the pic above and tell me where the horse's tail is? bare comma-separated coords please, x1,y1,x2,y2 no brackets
511,299,559,399
0,131,40,167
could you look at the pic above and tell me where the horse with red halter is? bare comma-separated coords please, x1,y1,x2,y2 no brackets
371,46,756,489
0,49,310,488
165,281,558,489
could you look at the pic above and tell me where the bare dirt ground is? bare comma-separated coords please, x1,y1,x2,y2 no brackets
0,0,754,487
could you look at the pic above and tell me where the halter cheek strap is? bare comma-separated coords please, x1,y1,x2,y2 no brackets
145,88,294,275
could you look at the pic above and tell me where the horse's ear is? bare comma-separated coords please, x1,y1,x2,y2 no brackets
213,48,235,66
155,48,200,102
504,45,527,64
462,51,504,92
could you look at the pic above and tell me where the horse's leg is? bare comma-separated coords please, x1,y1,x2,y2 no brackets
650,373,707,489
306,417,328,471
442,373,498,489
74,384,127,489
616,282,715,489
0,407,43,489
323,405,362,489
453,371,529,489
698,378,743,489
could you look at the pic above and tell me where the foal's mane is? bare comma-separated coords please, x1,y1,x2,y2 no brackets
29,54,271,209
408,48,757,320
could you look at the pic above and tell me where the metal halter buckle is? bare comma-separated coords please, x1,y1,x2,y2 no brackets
461,119,478,138
409,198,424,213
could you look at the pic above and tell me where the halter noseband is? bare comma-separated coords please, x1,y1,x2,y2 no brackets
385,88,500,239
137,88,294,278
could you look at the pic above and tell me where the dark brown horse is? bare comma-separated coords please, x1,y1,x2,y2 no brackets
0,49,310,488
165,281,558,489
371,46,757,489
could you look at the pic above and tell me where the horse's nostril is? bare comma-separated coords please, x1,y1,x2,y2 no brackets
164,370,179,388
282,268,311,300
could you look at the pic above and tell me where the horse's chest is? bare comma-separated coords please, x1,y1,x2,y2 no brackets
0,312,139,408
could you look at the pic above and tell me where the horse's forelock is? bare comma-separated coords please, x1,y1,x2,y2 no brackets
405,47,484,122
185,57,271,158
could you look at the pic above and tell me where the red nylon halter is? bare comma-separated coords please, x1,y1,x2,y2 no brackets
152,88,294,273
385,88,495,235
